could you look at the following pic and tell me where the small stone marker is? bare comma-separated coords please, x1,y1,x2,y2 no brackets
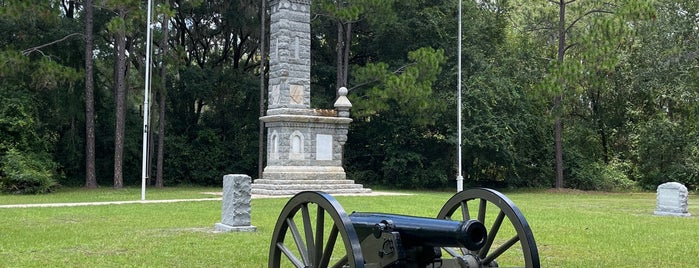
653,182,691,217
215,174,257,232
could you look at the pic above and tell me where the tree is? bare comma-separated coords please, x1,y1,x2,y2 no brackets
103,0,141,188
444,0,554,187
518,0,654,188
0,0,81,193
84,0,97,189
112,7,129,189
163,0,262,184
3,0,695,191
155,3,172,188
347,47,450,188
621,0,699,189
323,0,541,188
258,0,267,180
312,0,394,96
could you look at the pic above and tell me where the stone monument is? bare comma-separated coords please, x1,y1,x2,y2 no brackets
653,182,691,217
251,0,370,195
215,174,257,232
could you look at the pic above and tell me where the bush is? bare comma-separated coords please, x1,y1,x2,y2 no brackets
0,148,59,194
636,117,699,190
568,160,636,191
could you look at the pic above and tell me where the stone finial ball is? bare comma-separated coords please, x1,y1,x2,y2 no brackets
338,87,348,96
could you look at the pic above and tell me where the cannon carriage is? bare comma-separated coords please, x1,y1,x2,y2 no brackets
268,188,539,268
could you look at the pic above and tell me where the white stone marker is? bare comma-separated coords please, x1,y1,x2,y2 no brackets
215,174,257,232
653,182,691,217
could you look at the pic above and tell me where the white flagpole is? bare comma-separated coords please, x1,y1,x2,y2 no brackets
141,0,154,201
456,0,464,192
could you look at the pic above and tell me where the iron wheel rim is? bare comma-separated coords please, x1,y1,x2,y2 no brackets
269,191,365,268
437,188,540,268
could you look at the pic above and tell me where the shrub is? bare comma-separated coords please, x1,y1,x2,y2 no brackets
568,160,636,191
0,148,59,194
636,117,699,190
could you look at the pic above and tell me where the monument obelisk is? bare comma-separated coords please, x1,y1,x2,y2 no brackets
252,0,370,195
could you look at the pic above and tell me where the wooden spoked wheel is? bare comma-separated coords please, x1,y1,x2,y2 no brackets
437,188,540,268
269,191,365,268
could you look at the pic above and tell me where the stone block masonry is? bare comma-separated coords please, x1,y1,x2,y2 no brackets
252,0,370,196
215,174,257,232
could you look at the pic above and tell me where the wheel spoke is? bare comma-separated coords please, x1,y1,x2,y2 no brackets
314,207,325,265
330,255,349,268
319,224,339,267
443,246,472,257
461,201,471,221
479,210,505,259
443,247,459,257
301,204,316,264
478,198,487,225
277,242,305,268
286,217,310,265
482,235,519,265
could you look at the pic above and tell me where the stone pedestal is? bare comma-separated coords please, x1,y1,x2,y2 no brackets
215,174,257,232
252,107,371,195
653,182,691,217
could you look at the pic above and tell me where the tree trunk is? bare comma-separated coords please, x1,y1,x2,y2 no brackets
147,88,155,185
342,21,352,88
113,10,128,189
258,0,267,180
84,0,97,189
554,106,564,188
554,0,566,189
156,7,170,188
591,89,609,164
336,18,344,96
156,79,166,188
335,0,346,95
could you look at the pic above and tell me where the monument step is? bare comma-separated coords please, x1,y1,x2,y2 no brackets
252,187,372,196
251,183,367,191
253,179,358,185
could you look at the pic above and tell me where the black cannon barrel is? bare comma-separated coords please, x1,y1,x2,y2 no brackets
349,212,487,251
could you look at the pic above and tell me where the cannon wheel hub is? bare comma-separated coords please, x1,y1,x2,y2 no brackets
457,254,499,268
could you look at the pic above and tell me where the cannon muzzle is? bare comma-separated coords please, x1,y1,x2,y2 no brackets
349,212,487,251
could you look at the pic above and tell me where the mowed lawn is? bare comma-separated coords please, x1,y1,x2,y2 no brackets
0,187,697,267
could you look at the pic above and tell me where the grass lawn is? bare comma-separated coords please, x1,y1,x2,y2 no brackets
1,187,698,267
0,187,223,205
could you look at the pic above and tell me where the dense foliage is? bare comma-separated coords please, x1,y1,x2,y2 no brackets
0,0,697,193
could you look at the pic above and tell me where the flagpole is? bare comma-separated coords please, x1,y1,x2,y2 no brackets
456,0,464,192
141,0,154,201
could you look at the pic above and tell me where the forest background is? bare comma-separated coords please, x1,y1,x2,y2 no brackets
0,0,697,194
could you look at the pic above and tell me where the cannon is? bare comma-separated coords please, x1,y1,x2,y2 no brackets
269,188,539,268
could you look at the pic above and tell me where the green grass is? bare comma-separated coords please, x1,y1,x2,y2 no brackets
1,188,698,267
0,187,222,205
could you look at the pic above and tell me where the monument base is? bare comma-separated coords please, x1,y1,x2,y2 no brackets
653,211,691,217
252,166,371,195
214,223,257,232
